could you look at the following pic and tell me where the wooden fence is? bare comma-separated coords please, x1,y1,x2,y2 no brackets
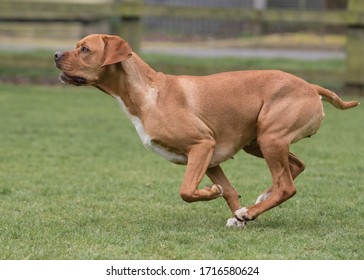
1,0,364,93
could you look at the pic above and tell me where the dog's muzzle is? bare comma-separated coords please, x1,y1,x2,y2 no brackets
54,51,87,86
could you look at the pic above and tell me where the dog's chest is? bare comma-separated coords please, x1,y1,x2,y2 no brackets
114,96,187,164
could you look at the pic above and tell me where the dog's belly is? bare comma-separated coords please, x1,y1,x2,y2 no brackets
146,141,236,167
138,123,238,166
208,144,237,167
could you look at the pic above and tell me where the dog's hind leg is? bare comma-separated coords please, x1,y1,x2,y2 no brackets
179,140,223,202
206,165,241,213
243,142,305,205
243,141,273,204
288,152,305,180
255,153,305,204
235,89,323,223
236,136,296,222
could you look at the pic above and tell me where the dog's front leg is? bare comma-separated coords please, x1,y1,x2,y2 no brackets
206,165,241,213
179,140,223,202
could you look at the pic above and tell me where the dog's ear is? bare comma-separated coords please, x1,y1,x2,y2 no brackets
101,35,132,68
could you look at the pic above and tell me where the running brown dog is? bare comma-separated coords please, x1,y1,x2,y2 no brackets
54,34,359,227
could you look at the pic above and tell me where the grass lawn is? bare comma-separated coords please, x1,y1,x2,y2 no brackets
0,83,363,260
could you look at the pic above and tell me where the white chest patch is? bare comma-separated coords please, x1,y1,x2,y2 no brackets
113,96,187,164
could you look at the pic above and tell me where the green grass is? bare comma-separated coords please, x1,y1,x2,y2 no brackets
0,83,363,260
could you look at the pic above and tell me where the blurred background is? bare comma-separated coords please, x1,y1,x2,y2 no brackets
1,0,362,93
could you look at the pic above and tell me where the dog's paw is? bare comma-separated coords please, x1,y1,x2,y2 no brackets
226,217,246,228
211,184,223,196
235,207,253,222
204,184,223,197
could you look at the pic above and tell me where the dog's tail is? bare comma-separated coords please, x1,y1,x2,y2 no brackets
312,84,359,110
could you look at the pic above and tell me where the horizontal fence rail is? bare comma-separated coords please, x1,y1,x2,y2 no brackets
0,2,111,21
1,2,364,25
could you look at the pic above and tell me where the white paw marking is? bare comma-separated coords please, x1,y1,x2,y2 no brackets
226,217,246,228
255,191,271,204
235,207,249,221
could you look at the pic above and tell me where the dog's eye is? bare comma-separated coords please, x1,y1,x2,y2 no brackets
80,46,90,53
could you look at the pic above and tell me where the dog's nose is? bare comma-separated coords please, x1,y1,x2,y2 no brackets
54,51,64,62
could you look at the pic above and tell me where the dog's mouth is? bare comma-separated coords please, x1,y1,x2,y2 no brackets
59,72,87,86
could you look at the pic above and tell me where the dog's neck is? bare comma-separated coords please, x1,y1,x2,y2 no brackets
95,53,158,118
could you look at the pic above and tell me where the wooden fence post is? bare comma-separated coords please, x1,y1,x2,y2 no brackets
116,0,143,53
346,0,364,94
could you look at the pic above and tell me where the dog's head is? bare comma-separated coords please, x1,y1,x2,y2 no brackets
54,34,132,86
